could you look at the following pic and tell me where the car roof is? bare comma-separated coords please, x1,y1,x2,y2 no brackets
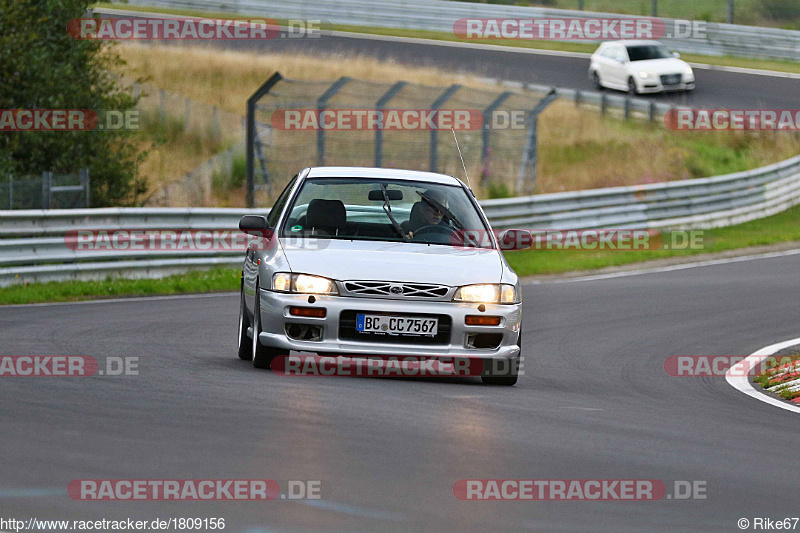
602,40,664,47
304,167,465,186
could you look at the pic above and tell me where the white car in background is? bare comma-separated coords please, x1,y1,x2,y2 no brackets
589,40,695,94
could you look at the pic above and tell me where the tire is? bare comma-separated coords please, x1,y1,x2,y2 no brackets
251,282,287,369
592,71,603,90
627,77,638,96
237,283,251,360
481,332,521,386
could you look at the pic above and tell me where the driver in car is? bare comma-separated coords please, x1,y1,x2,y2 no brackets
404,189,449,238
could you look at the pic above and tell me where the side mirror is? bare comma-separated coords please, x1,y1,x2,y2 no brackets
497,229,533,251
239,215,271,237
673,52,681,58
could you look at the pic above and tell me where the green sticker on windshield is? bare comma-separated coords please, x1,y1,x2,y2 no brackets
290,225,303,232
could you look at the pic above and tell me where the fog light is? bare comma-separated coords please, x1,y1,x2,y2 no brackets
289,306,326,318
465,315,501,326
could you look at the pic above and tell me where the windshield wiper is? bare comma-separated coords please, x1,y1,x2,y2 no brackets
381,184,411,242
417,192,465,230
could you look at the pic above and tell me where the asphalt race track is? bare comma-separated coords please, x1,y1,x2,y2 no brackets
234,31,800,110
102,6,800,111
1,252,798,532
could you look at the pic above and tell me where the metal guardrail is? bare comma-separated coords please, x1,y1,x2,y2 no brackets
122,0,800,60
2,156,799,286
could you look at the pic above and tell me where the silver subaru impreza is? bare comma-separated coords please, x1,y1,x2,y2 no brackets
237,167,523,385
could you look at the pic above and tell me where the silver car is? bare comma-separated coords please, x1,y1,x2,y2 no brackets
236,167,523,385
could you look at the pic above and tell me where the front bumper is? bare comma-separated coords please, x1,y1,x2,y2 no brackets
638,78,695,93
256,289,522,361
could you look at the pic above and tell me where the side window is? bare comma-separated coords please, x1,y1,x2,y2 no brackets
615,47,628,62
266,175,298,227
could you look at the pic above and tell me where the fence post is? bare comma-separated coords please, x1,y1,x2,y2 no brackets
80,168,90,207
481,91,512,186
728,0,734,24
246,72,283,208
516,89,557,195
648,101,656,123
8,174,13,210
601,93,607,115
624,97,631,121
374,81,407,167
316,77,351,167
41,171,52,209
429,84,461,173
652,0,657,16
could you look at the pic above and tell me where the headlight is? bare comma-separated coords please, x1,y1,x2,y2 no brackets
684,67,694,77
453,284,517,304
638,71,655,79
271,273,338,295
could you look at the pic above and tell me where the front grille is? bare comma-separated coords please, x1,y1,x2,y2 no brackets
660,74,682,86
339,310,451,345
343,280,450,300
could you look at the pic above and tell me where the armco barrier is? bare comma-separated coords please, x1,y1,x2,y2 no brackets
118,0,800,61
2,155,799,286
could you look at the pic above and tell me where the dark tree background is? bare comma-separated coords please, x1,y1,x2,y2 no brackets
0,0,145,206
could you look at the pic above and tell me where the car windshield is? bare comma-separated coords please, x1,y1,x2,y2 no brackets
281,177,492,248
626,44,672,61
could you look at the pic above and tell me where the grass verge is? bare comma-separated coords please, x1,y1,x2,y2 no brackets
117,42,800,206
0,267,240,305
2,204,799,305
502,203,800,275
94,3,800,75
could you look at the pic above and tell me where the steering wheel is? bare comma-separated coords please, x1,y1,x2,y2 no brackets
411,224,456,244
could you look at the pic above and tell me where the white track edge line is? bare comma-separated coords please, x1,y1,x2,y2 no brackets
726,337,800,414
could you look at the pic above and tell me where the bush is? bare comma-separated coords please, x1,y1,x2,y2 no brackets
0,0,145,206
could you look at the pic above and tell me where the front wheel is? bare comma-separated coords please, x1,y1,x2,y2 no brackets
237,284,251,360
627,77,639,95
481,332,521,386
251,284,288,369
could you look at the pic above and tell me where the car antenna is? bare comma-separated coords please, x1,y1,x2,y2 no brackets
451,127,472,190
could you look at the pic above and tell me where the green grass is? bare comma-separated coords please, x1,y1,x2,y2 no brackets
503,203,800,275
2,204,799,305
0,267,240,305
92,3,800,75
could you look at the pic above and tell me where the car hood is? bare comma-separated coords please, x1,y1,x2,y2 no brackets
280,239,503,286
627,58,688,75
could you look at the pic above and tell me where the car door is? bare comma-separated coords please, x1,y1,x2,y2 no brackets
606,44,629,89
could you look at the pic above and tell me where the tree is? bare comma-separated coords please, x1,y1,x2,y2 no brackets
0,0,145,206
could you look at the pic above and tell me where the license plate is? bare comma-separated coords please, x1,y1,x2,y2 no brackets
356,314,438,336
